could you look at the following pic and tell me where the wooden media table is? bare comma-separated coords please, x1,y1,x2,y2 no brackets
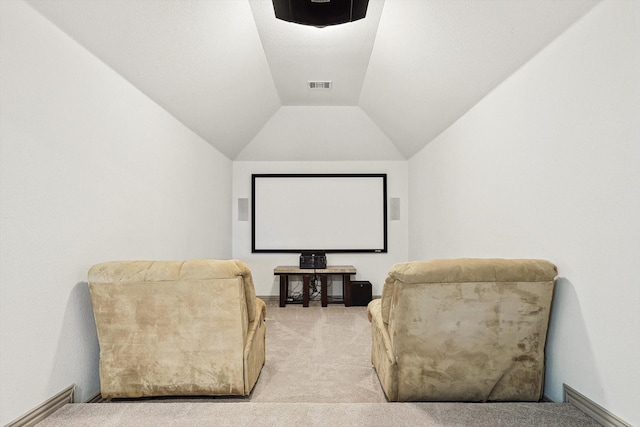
274,265,356,307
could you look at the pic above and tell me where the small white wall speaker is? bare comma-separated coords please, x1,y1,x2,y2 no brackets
238,198,249,221
390,197,400,221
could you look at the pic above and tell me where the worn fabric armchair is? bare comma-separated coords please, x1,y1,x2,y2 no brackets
367,258,556,402
88,259,266,398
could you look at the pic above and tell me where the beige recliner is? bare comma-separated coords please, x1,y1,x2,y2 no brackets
88,259,266,398
367,258,556,402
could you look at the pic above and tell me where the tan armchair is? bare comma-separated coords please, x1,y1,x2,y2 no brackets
367,258,556,402
88,259,266,398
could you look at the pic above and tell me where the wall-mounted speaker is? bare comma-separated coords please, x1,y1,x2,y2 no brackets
238,198,249,221
272,0,369,27
390,197,400,221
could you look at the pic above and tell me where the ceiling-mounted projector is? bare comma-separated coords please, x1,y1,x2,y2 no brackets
272,0,369,27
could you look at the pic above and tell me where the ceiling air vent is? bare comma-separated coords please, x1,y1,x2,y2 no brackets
308,81,332,89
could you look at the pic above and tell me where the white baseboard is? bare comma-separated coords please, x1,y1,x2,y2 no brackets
5,385,74,427
85,392,102,403
258,295,279,303
563,383,631,427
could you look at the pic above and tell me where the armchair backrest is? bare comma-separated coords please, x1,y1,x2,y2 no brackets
382,258,556,401
88,259,259,398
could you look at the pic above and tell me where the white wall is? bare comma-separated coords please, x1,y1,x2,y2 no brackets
232,161,408,298
236,106,405,161
408,1,639,424
0,2,232,424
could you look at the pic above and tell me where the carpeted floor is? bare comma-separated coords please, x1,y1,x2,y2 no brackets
37,401,601,427
37,299,600,426
248,300,386,403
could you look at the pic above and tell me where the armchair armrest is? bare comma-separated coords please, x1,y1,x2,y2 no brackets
243,297,267,394
367,298,398,400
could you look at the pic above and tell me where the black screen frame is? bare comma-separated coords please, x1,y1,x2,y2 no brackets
251,173,387,253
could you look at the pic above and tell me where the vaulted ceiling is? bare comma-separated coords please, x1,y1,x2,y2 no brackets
25,0,599,160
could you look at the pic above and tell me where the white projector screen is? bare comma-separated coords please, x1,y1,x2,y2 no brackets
252,174,387,253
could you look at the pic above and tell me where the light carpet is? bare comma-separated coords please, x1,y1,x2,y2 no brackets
37,401,600,427
37,299,599,426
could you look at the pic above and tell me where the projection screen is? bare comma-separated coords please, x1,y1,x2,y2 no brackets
252,174,387,253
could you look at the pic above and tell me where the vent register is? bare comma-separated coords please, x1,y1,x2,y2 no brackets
308,81,332,89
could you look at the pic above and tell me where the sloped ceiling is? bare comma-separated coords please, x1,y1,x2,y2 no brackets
25,0,599,160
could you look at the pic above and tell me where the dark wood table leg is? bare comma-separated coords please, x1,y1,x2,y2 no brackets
344,274,352,307
321,275,328,307
279,275,287,307
303,274,310,307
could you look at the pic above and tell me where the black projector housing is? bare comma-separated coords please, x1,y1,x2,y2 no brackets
272,0,369,27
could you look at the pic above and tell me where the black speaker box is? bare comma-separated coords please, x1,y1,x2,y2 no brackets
299,251,327,269
272,0,369,27
350,281,372,306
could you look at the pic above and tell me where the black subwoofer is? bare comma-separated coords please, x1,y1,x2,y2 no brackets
350,281,372,306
